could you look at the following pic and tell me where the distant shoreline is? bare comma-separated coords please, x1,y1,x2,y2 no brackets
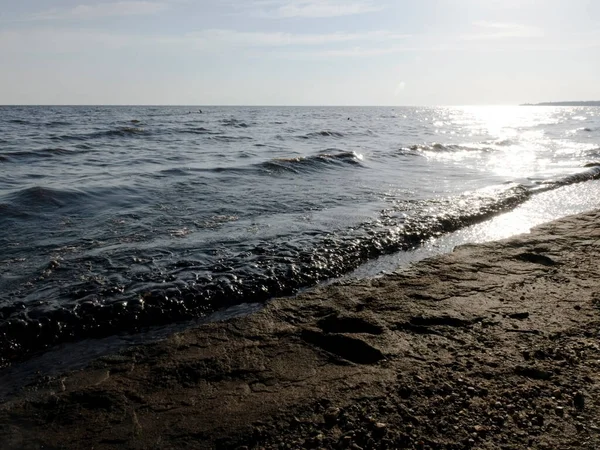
522,101,600,106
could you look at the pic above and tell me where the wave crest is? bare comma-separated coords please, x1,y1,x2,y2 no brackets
260,151,364,173
298,130,345,139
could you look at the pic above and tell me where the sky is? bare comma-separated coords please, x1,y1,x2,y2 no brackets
0,0,599,105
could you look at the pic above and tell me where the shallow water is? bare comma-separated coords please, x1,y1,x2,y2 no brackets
1,105,599,365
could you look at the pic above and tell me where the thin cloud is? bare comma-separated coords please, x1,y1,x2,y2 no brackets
253,0,383,18
462,21,544,40
5,25,597,60
187,29,409,47
0,28,150,52
30,1,169,21
0,28,408,54
309,46,413,57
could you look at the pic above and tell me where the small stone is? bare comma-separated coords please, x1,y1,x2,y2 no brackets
555,406,565,417
552,389,562,398
574,391,585,410
372,422,387,438
324,407,340,425
509,311,530,320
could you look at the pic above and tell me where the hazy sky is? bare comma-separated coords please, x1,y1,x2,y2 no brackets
1,0,599,105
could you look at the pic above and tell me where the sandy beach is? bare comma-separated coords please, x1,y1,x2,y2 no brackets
2,210,600,449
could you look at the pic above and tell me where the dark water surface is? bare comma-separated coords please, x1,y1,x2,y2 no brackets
1,105,600,366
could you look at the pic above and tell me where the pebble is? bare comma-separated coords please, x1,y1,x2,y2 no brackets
574,391,585,410
324,407,340,424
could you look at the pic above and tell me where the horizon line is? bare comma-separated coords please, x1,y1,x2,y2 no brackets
0,103,533,107
1,101,598,107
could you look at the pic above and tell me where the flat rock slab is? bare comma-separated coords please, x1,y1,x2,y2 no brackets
3,211,600,449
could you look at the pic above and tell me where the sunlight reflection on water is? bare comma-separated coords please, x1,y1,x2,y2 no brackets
350,179,600,278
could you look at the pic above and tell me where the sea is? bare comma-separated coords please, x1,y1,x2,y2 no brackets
1,105,600,379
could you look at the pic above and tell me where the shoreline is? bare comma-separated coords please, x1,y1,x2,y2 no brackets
3,210,600,449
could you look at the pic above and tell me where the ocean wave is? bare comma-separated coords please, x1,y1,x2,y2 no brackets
550,165,600,187
0,184,533,365
526,166,600,195
0,202,31,219
220,118,251,128
298,130,345,139
150,153,363,178
584,161,600,168
181,127,218,135
147,111,202,117
93,127,146,137
2,186,89,211
586,147,600,157
0,184,150,224
3,105,600,366
259,151,364,174
153,166,256,178
0,147,80,162
44,121,73,127
404,143,493,154
208,135,253,142
50,127,146,142
2,166,599,364
484,138,515,147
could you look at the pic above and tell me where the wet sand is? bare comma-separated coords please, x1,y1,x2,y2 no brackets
2,210,600,449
